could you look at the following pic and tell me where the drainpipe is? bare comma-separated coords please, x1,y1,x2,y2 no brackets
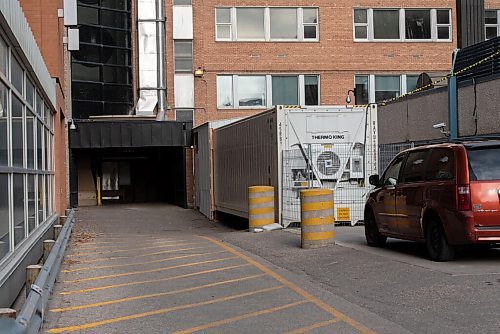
156,0,166,121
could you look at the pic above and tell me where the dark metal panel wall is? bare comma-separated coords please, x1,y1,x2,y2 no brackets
69,121,193,149
457,0,485,48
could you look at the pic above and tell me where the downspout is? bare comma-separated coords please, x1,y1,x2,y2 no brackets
155,0,166,121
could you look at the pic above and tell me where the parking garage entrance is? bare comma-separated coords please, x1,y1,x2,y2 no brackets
69,120,193,208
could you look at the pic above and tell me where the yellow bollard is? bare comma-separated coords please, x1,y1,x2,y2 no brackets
300,189,335,249
248,186,274,232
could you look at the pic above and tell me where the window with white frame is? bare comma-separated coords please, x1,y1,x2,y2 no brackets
485,10,500,39
355,74,422,104
0,32,55,261
215,7,318,41
217,74,319,108
353,8,452,41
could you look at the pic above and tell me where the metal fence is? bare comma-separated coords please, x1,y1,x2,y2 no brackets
378,142,415,173
282,141,377,227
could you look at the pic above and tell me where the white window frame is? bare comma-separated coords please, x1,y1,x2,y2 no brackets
485,9,500,40
353,8,452,42
217,74,320,109
215,7,319,42
356,74,425,103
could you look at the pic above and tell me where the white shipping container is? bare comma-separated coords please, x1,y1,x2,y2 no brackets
211,105,378,226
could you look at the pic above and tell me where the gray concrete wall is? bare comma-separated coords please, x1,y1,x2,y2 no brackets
378,88,449,144
458,77,500,137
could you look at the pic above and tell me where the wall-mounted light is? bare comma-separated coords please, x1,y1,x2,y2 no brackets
345,89,355,104
194,67,205,77
69,118,77,130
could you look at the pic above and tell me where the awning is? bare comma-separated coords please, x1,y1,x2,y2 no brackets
69,120,192,149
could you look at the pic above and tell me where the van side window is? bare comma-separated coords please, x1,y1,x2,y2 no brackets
382,155,404,186
401,151,429,183
425,149,455,181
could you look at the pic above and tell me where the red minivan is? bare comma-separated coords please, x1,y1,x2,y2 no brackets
365,140,500,261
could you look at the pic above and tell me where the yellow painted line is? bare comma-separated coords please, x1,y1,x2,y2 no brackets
62,250,227,273
47,286,284,333
73,237,167,246
301,231,336,241
248,196,274,204
283,319,340,334
63,256,239,283
202,237,376,334
60,264,251,295
69,241,194,257
74,246,206,264
301,202,334,212
51,274,266,313
171,300,309,334
75,239,182,251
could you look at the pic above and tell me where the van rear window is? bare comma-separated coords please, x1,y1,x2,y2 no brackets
467,147,500,181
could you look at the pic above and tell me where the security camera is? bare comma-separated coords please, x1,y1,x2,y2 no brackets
433,122,446,129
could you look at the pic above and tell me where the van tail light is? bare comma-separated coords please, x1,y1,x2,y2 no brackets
457,185,471,211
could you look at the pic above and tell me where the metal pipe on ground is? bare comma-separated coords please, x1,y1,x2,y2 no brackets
300,189,335,249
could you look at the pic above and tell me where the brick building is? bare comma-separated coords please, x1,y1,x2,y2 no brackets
68,1,497,205
0,0,70,306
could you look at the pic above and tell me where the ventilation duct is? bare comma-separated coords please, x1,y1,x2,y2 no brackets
136,0,166,119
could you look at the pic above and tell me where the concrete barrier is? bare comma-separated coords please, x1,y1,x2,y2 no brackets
300,189,335,249
248,186,274,232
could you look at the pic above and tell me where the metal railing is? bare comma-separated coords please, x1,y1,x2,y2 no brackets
0,210,74,333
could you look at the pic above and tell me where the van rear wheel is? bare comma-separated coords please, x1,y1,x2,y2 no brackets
426,219,455,261
364,210,387,247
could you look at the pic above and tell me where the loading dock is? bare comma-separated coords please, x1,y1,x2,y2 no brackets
69,119,192,208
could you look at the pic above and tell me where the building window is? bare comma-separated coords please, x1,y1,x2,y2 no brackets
272,76,298,105
216,8,232,40
0,32,55,261
405,10,431,39
217,76,233,108
216,7,319,42
354,75,369,105
173,0,191,5
174,40,193,73
238,76,266,107
354,8,452,42
355,74,427,103
303,8,318,39
375,76,400,102
217,74,320,109
175,109,194,123
374,10,399,39
485,10,500,39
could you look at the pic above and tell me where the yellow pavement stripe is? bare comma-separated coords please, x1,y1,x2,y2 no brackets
75,239,182,251
283,319,340,334
51,274,266,313
60,264,251,295
63,256,239,283
171,300,309,334
62,250,226,273
69,241,193,257
74,246,206,264
202,236,376,334
47,286,284,333
72,237,168,246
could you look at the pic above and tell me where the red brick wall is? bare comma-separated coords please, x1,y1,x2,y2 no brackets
164,0,458,126
19,0,68,215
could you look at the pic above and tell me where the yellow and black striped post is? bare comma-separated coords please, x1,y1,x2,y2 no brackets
248,186,274,232
300,189,335,249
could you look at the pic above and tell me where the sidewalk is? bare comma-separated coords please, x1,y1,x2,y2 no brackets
43,204,409,334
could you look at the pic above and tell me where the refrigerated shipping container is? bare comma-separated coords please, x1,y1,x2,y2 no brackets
212,105,378,226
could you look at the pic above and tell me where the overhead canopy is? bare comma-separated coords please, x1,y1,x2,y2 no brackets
69,120,192,149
